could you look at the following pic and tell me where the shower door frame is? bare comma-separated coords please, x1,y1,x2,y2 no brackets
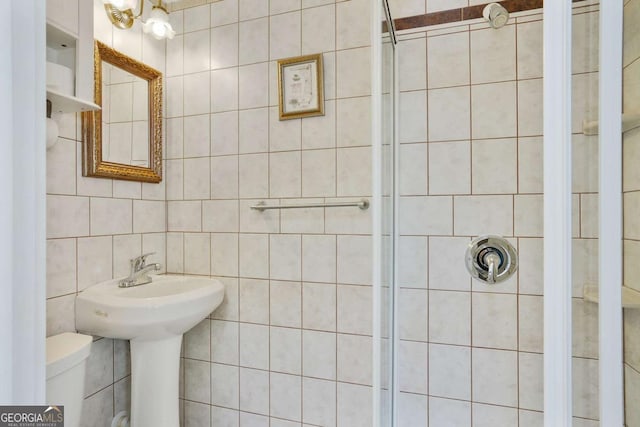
544,0,625,425
373,0,626,424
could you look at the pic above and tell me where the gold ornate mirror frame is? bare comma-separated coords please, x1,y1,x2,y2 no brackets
82,41,163,183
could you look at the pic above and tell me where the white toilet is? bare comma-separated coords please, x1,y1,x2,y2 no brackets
46,333,92,427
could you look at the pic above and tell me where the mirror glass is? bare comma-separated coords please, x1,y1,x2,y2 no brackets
101,62,150,167
83,41,162,183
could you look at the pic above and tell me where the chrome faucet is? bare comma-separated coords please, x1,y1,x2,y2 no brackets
119,252,161,288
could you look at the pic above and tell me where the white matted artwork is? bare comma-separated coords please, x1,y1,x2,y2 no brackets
277,53,324,120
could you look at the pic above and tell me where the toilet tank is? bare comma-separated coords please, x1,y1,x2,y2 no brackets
46,333,92,427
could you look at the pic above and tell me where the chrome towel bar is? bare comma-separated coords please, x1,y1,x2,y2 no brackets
250,199,369,212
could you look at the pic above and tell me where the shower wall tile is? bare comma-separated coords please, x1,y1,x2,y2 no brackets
470,25,516,84
394,9,601,424
427,31,471,89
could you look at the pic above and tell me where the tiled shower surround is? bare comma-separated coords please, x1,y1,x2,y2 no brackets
42,0,614,426
392,2,600,426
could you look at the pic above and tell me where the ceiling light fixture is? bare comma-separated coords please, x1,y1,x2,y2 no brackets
103,0,175,40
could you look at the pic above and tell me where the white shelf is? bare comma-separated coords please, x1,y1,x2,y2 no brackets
583,285,640,309
47,89,100,114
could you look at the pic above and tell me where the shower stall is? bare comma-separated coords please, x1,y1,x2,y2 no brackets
373,0,638,425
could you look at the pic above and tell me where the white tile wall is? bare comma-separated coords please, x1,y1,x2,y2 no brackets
47,2,167,426
393,6,602,426
165,1,374,425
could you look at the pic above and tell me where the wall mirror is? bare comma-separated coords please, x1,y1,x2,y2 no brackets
82,40,162,182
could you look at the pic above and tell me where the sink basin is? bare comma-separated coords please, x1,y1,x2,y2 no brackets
75,274,224,427
76,274,224,340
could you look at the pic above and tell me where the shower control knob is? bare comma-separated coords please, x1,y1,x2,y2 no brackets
465,235,518,285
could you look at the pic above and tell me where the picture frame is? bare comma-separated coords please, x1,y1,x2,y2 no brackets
277,53,324,120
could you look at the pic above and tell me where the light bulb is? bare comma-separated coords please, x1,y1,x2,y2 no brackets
152,22,167,38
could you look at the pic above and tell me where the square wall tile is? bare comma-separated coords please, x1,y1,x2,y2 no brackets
270,280,301,328
470,25,516,84
428,236,471,291
336,383,372,427
270,151,302,198
337,285,372,336
211,68,239,113
428,86,470,142
211,320,239,365
398,340,428,394
472,138,517,194
471,81,517,139
270,235,302,281
337,334,372,386
428,141,471,195
211,233,239,277
429,290,471,345
454,195,513,236
77,236,112,291
398,236,427,288
427,31,470,89
398,37,427,92
270,373,302,421
302,149,336,197
302,235,336,283
239,278,270,323
302,5,336,54
302,282,337,331
239,367,269,415
429,343,471,400
337,235,372,285
517,20,543,79
239,18,269,65
303,377,336,427
239,323,269,370
184,72,211,116
270,327,301,375
399,90,427,143
399,143,427,196
398,288,428,341
472,292,518,350
399,196,453,236
90,198,132,236
211,23,239,69
239,63,269,109
336,47,371,98
184,233,211,275
46,238,76,298
270,11,301,60
472,348,518,407
429,397,471,427
303,330,336,380
472,403,519,427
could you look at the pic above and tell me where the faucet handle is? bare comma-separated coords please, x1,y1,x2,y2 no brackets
131,252,156,271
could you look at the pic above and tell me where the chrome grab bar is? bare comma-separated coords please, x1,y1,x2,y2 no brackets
250,199,369,212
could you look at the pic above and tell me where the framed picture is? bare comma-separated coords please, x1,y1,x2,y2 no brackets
277,54,324,120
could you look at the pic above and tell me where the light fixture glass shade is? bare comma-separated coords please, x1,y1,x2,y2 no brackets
142,6,175,40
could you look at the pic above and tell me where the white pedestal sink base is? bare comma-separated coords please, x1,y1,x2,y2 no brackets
130,335,182,427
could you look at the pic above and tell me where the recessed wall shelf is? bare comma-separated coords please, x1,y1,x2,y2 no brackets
583,285,640,309
47,89,99,114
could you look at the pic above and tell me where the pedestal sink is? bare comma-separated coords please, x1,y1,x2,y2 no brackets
76,275,224,427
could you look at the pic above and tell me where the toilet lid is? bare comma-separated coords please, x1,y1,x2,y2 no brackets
46,333,92,380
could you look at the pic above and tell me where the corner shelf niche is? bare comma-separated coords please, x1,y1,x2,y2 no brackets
583,285,640,309
46,9,99,114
